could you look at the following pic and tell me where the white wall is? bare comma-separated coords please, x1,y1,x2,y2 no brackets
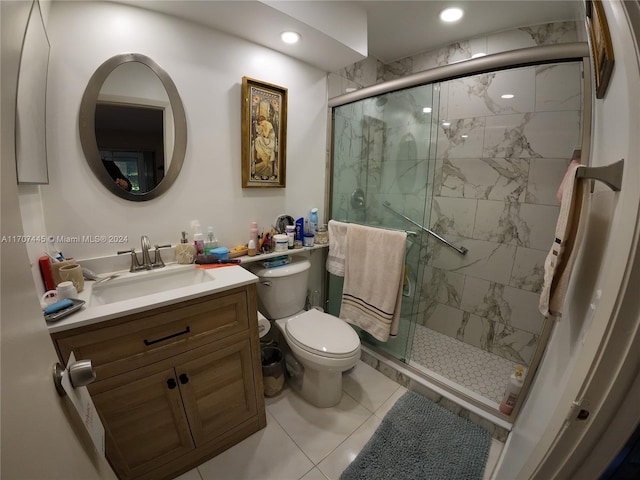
25,1,327,265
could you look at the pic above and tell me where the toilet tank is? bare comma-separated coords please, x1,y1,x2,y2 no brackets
248,256,311,319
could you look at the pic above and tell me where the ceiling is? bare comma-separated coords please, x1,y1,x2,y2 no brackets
112,0,584,71
361,1,583,63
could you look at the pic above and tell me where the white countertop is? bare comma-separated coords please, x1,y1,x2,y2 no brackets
46,264,258,334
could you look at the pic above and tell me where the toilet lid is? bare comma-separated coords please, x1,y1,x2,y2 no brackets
285,309,360,358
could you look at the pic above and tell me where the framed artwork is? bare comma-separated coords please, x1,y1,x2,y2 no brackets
586,0,614,99
241,77,287,188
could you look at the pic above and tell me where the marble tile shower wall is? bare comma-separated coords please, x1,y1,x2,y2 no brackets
328,21,579,95
330,22,582,367
424,62,582,366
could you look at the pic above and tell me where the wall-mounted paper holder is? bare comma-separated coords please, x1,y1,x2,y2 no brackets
53,359,96,396
576,158,624,192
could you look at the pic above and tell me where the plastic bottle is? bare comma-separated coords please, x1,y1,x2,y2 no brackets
204,226,218,254
499,365,525,414
248,239,257,257
309,208,318,235
192,221,204,256
250,222,259,252
286,225,295,249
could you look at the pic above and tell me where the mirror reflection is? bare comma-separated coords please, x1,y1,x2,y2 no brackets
96,62,173,194
79,53,186,201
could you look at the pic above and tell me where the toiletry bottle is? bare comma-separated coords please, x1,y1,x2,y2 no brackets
192,221,204,255
499,365,525,414
204,226,218,254
176,232,196,264
295,217,304,241
38,255,56,291
286,225,295,249
250,222,259,251
248,239,257,257
309,208,319,235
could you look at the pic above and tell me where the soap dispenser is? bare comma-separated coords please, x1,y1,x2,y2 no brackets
176,231,196,264
204,226,219,254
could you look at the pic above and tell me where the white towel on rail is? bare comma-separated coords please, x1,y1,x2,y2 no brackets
539,162,587,317
327,220,348,277
339,223,406,341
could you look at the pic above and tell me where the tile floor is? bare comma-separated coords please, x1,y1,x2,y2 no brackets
410,324,519,404
176,360,505,480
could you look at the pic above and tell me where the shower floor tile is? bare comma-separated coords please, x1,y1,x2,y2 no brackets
410,324,519,404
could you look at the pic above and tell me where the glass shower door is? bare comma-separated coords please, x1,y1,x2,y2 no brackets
328,84,438,362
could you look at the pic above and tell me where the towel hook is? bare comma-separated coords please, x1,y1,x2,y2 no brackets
576,158,624,192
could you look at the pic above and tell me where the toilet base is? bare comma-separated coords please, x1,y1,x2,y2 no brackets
290,364,343,408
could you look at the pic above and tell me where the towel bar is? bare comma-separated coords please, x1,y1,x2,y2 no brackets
576,158,624,192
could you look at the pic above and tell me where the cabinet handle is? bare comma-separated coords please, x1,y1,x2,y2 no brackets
144,326,191,346
179,373,189,384
167,378,177,389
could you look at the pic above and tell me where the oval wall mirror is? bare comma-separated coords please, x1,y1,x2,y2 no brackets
79,53,187,201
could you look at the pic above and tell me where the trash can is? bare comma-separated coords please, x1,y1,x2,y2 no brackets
261,346,285,397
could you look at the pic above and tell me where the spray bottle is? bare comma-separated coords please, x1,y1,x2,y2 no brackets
309,208,319,235
499,365,525,415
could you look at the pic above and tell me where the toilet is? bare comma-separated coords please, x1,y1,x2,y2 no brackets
249,256,361,407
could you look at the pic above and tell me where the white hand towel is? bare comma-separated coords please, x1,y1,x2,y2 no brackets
340,223,406,341
327,220,348,277
539,163,587,317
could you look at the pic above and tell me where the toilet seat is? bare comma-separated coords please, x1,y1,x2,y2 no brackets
285,309,360,359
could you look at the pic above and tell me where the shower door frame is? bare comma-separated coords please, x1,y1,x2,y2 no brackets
325,42,592,421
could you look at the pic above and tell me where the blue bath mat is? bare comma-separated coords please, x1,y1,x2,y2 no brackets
340,390,491,480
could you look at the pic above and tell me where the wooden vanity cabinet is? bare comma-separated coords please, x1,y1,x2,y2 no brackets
51,284,266,480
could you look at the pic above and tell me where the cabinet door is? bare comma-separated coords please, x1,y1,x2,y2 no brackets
177,337,258,446
92,367,194,480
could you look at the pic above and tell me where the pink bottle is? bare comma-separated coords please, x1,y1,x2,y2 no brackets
250,222,259,252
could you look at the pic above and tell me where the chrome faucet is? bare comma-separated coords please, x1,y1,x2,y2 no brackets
117,236,171,272
141,235,153,269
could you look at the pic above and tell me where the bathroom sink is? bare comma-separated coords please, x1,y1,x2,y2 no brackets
90,266,215,306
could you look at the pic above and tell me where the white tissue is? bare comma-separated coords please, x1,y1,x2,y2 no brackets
257,315,271,338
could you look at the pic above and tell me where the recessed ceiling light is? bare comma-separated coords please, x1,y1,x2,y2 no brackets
442,121,451,127
501,94,515,99
423,107,432,113
345,87,357,93
440,7,463,23
472,53,487,58
461,134,468,138
281,31,300,44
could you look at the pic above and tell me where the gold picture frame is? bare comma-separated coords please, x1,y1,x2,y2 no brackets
241,77,287,188
586,0,615,99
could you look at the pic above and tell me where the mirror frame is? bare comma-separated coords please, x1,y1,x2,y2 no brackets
79,53,187,201
16,0,50,184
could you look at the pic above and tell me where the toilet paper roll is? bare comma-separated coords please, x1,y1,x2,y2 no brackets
258,316,271,338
